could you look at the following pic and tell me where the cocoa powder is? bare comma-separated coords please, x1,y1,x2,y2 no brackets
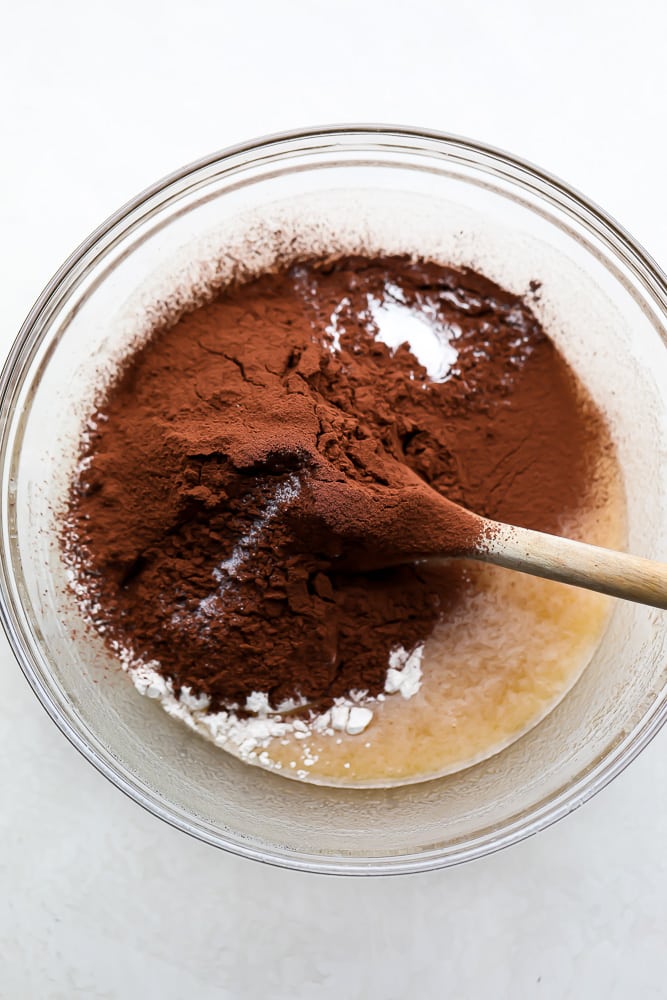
65,255,605,711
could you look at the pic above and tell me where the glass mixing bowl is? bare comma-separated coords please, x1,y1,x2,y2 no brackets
2,126,666,874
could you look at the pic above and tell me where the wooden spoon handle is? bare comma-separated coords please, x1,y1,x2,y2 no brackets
471,520,667,610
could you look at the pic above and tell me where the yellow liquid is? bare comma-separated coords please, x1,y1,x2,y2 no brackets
255,457,625,787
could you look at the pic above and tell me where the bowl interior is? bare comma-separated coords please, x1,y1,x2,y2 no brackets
3,131,667,872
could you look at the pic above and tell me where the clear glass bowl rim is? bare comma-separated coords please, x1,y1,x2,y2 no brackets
1,124,666,876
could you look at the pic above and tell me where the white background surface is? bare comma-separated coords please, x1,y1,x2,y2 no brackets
2,1,666,996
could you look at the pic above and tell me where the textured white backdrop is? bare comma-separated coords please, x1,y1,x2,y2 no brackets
1,1,666,996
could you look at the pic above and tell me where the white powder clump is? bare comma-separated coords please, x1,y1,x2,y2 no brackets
331,704,350,732
245,691,271,714
346,706,374,735
384,642,425,699
330,699,373,736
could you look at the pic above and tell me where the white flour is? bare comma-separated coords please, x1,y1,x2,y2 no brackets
119,638,425,780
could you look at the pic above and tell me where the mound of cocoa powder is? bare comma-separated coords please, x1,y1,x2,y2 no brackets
65,256,605,711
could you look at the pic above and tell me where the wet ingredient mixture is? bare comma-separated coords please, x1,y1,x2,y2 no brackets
64,255,623,785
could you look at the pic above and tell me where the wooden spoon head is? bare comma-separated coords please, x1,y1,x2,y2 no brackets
287,474,483,571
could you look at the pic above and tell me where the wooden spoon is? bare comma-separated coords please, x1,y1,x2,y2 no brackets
300,478,667,611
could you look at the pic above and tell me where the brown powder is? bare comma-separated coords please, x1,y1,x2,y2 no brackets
65,255,605,711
